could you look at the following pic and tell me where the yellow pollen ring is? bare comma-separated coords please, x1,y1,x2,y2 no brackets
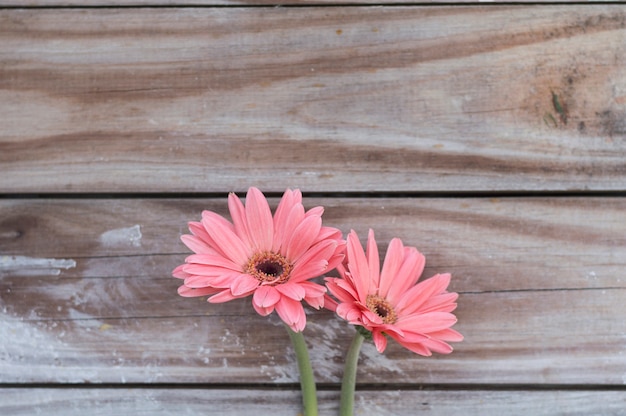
246,251,293,285
366,294,397,324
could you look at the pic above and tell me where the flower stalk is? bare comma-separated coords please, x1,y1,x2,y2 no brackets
339,330,365,416
286,326,318,416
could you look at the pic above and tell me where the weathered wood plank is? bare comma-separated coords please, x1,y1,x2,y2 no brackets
1,197,624,384
2,290,625,384
2,1,621,5
1,6,625,193
1,388,625,416
2,197,624,292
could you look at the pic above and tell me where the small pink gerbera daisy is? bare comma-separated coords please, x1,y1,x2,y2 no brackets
173,187,345,332
325,229,462,355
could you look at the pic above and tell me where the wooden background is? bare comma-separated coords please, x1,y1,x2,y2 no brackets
1,1,625,414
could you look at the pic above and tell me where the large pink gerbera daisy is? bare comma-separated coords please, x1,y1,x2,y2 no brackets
325,229,462,355
173,187,345,332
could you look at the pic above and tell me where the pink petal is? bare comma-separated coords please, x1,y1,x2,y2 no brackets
422,338,454,354
253,285,281,308
272,189,299,252
335,262,348,278
290,259,328,284
274,190,297,225
275,297,306,332
361,309,384,326
202,211,250,265
182,263,237,278
428,328,464,342
365,229,380,288
186,221,226,256
396,311,458,334
252,300,274,316
326,251,346,275
290,240,337,281
177,285,221,297
372,330,388,353
420,292,459,314
180,234,217,255
275,203,305,253
304,206,324,218
386,247,426,304
326,235,347,270
228,192,252,247
275,283,306,301
245,187,274,251
184,272,240,289
299,281,327,298
181,274,216,288
300,281,327,309
378,238,405,298
230,274,259,296
373,323,405,339
391,330,429,344
186,254,242,271
188,221,218,250
323,294,338,312
208,289,239,303
346,230,371,301
172,264,190,279
286,215,322,262
325,277,359,303
396,273,452,315
304,293,325,309
315,226,343,245
336,303,363,325
397,341,433,357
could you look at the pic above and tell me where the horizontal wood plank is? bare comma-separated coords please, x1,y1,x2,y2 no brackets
3,1,615,5
1,197,624,384
2,197,624,291
2,290,625,385
2,6,625,193
1,388,626,416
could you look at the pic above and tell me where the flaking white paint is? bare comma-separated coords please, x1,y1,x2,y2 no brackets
99,225,142,247
0,255,76,277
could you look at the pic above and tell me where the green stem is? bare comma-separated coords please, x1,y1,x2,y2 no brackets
339,330,365,416
286,326,318,416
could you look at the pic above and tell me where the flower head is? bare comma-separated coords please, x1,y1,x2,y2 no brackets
173,187,345,332
325,229,462,355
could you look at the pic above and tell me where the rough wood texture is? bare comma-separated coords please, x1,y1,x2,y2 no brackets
1,198,624,386
1,389,626,415
2,6,625,193
3,1,617,5
2,2,625,414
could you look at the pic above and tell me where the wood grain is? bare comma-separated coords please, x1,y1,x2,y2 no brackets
2,6,625,193
1,197,624,384
2,1,621,5
1,388,625,416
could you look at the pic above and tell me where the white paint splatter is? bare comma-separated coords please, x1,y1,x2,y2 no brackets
359,341,405,375
260,363,295,383
99,225,142,247
0,255,76,277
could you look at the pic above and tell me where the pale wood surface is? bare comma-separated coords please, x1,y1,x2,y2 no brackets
1,198,625,386
2,1,626,414
5,1,623,5
1,389,626,416
2,5,626,193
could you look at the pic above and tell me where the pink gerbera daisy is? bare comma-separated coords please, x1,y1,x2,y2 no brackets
173,187,345,332
325,229,462,355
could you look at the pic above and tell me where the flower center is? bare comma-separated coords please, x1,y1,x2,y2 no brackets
246,252,293,285
366,294,397,324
